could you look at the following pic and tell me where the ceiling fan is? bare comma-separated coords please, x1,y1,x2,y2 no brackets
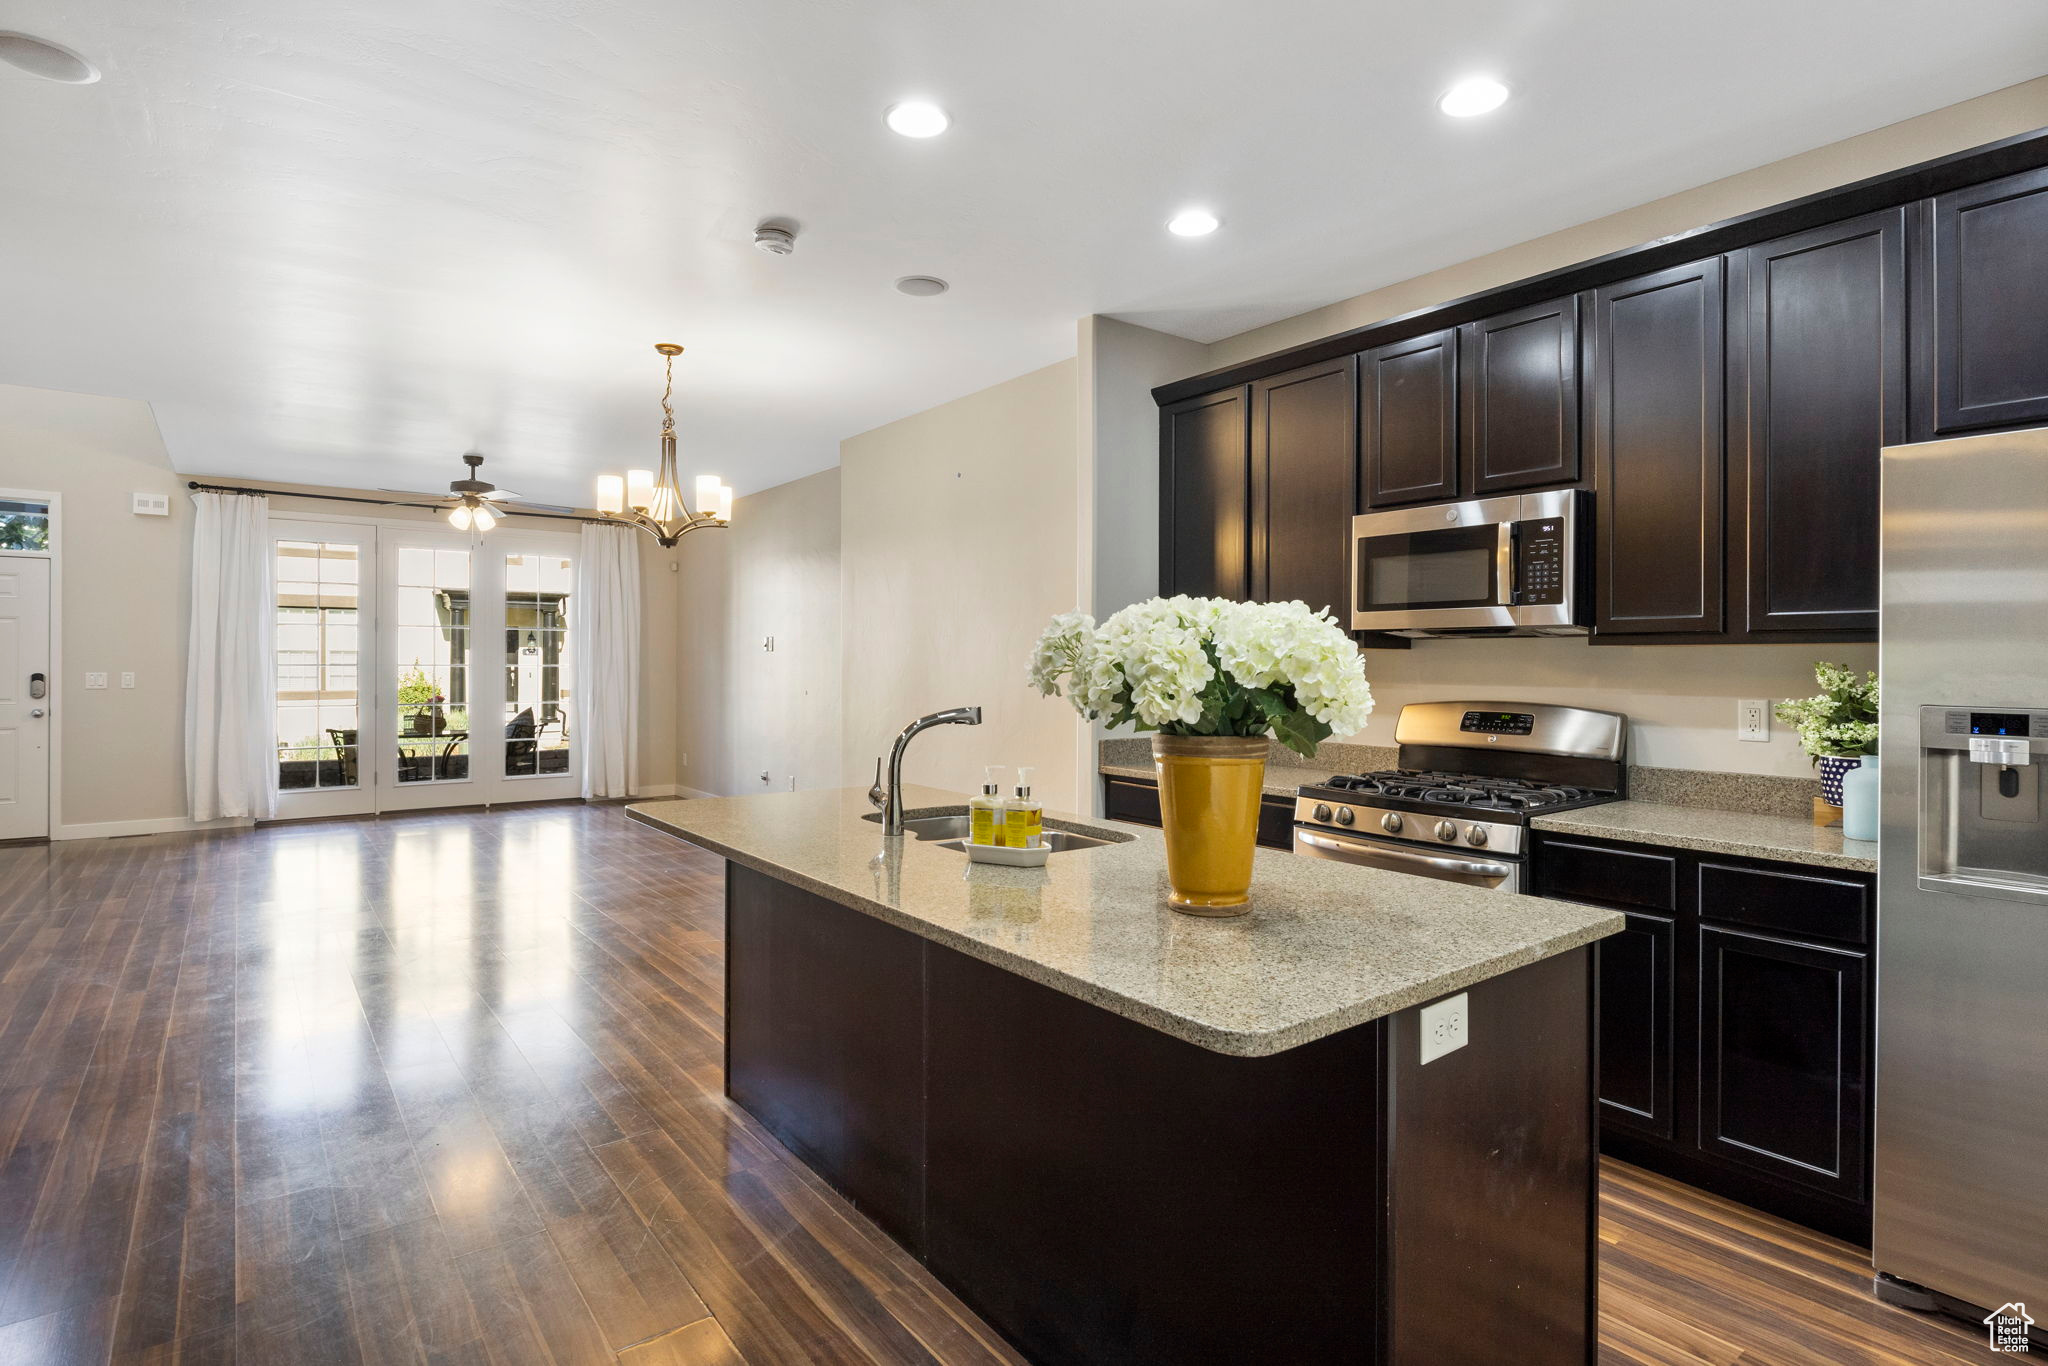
381,452,574,532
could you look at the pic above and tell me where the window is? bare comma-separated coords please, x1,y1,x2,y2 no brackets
0,498,52,552
274,540,361,790
503,552,572,777
394,546,471,783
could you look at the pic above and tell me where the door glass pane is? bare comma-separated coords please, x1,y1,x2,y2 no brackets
504,552,571,777
274,540,362,791
0,498,53,551
396,546,470,783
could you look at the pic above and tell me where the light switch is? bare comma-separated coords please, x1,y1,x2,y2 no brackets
120,672,136,689
85,671,108,689
132,492,171,517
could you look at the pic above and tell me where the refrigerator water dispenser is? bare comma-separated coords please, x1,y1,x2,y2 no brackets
1917,704,2048,905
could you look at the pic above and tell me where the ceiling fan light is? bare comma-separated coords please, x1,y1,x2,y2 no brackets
448,503,473,531
626,469,655,511
471,504,497,533
595,474,624,515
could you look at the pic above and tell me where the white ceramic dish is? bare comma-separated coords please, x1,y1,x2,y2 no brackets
950,839,1051,867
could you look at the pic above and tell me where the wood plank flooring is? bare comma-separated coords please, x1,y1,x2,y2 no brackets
0,803,1992,1365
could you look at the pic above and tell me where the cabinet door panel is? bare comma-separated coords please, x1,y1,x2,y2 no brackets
1738,211,1903,634
1361,329,1458,507
1252,358,1356,616
1160,388,1250,599
1464,296,1581,494
1922,165,2048,435
1591,259,1726,635
1698,927,1868,1201
1597,912,1675,1141
1103,777,1162,827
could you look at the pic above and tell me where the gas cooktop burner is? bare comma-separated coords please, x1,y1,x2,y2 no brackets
1321,769,1610,812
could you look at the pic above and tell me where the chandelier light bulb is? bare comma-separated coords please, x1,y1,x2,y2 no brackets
595,474,624,515
626,469,655,511
593,343,735,545
715,484,734,523
696,474,721,515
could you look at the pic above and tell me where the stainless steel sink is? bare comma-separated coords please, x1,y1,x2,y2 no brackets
862,810,1127,852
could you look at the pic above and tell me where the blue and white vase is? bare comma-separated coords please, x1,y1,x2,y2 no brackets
1817,755,1862,808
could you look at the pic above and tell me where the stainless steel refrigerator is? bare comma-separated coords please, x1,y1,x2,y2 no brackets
1873,428,2048,1341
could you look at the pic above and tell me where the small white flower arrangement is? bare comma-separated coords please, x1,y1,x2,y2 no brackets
1028,596,1374,757
1775,662,1879,759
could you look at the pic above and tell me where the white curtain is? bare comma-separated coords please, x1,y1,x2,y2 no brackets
185,491,277,821
574,523,642,799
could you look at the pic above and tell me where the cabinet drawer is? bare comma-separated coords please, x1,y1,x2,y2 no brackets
1698,862,1870,945
1535,839,1679,913
1103,777,1162,828
1257,796,1296,851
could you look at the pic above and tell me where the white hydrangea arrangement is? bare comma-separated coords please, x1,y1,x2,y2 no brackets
1774,662,1878,759
1028,596,1374,757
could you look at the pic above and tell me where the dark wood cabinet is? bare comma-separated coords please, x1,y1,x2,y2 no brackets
1159,386,1250,599
1360,328,1459,507
1917,164,2048,437
1590,258,1726,636
1531,831,1875,1241
1733,211,1905,636
1462,295,1582,494
1250,357,1356,617
1697,926,1868,1204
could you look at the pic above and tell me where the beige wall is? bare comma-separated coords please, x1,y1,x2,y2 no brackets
840,360,1087,808
0,381,681,836
0,383,191,832
674,468,842,798
1210,76,2048,367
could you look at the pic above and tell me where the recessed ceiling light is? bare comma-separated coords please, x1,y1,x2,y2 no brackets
0,32,100,84
1438,77,1510,118
1167,209,1220,238
885,101,949,138
895,275,949,297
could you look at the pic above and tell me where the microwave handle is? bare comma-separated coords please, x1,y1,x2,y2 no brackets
1496,521,1516,606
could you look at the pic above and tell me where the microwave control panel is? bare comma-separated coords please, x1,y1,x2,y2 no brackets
1514,518,1567,604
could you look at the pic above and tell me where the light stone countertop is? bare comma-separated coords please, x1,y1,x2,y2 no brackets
1531,800,1876,873
627,786,1621,1058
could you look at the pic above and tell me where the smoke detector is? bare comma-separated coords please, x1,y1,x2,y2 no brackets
753,223,797,256
895,275,949,297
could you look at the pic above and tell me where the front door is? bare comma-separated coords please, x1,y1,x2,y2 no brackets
0,556,52,841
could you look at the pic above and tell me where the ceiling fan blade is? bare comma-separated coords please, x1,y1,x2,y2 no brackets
376,487,455,500
500,500,579,514
479,488,523,502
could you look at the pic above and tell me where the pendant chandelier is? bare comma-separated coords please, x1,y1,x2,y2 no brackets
594,343,733,546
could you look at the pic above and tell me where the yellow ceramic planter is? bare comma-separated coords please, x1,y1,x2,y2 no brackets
1152,735,1268,916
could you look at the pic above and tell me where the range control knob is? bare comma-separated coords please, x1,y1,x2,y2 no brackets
1313,803,1333,822
1334,807,1355,827
1466,826,1489,848
1380,812,1404,834
1435,820,1459,843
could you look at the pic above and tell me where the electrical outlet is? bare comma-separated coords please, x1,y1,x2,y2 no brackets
1738,699,1770,743
84,671,108,690
762,635,775,653
120,672,136,689
1419,993,1469,1064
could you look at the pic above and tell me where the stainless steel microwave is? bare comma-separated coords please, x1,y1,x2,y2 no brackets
1350,490,1589,636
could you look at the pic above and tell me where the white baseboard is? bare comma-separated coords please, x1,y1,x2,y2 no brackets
53,814,255,842
645,784,717,800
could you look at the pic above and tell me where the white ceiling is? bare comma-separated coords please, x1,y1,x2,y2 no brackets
3,2,2046,505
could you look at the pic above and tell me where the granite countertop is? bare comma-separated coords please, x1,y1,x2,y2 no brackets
628,786,1620,1058
1531,800,1876,873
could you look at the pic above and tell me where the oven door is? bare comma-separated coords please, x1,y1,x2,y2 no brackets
1350,496,1518,633
1292,825,1521,892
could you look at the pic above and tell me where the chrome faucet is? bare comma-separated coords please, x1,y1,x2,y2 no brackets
871,706,983,835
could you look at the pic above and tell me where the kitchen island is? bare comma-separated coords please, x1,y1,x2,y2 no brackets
629,786,1621,1366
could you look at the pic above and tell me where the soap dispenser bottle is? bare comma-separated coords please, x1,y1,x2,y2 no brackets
969,767,1007,846
1003,767,1044,849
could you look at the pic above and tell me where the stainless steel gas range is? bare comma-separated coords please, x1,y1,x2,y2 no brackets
1292,701,1628,892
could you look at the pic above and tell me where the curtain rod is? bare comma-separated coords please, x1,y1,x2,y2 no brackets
185,481,605,528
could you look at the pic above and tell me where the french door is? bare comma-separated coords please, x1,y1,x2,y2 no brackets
272,519,578,818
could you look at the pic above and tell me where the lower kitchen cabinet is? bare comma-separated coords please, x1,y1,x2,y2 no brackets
1531,830,1874,1242
1100,774,1296,851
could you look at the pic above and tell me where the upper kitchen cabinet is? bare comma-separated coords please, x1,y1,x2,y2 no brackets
1251,357,1356,618
1461,295,1583,494
1916,164,2048,438
1590,258,1726,637
1732,210,1905,636
1359,328,1458,507
1159,386,1251,600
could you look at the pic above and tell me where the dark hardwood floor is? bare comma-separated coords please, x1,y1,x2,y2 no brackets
0,804,1990,1365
